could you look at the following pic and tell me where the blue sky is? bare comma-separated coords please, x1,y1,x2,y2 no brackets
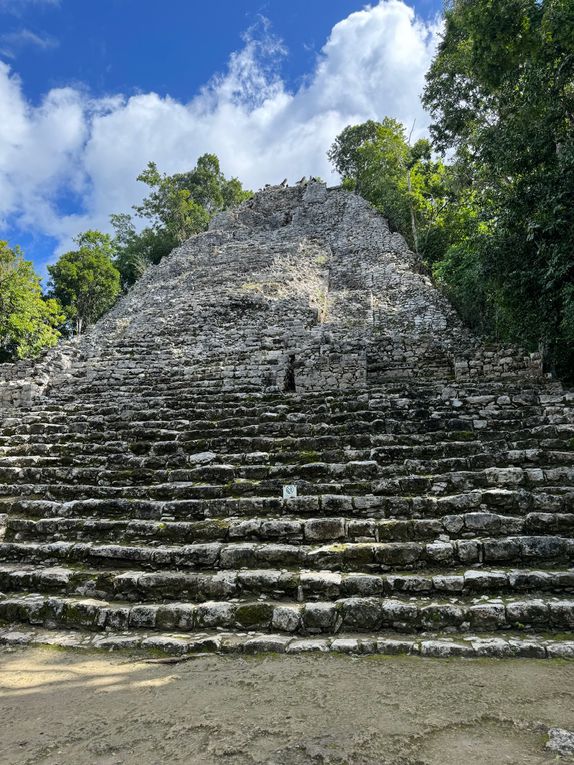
0,0,443,276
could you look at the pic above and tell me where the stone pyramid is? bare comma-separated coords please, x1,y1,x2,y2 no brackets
0,181,572,658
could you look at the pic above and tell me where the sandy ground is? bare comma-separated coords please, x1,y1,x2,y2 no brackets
0,648,573,765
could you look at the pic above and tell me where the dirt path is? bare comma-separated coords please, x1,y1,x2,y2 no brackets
0,647,573,765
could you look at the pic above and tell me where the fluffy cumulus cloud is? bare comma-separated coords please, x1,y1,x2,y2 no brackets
0,63,87,233
0,0,440,267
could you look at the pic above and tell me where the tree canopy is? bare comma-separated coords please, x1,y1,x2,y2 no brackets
47,231,121,336
113,153,251,288
423,0,574,379
0,241,62,361
328,118,474,267
1,154,250,359
326,0,574,381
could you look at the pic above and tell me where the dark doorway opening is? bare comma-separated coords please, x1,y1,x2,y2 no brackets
284,354,296,392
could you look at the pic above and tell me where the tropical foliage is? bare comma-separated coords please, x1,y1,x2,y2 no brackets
0,153,251,361
113,153,251,288
47,231,121,336
0,242,62,361
328,118,477,267
423,0,574,378
328,0,574,380
2,4,574,383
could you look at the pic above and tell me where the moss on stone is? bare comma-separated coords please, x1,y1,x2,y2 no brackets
298,450,321,464
212,518,231,529
235,602,274,628
63,602,97,628
325,543,348,554
444,431,474,441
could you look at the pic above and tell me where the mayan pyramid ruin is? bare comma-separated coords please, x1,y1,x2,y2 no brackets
0,180,572,658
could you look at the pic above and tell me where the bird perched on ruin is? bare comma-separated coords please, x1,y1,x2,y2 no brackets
297,177,307,185
280,178,288,187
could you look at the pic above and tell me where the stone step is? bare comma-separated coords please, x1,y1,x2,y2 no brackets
0,460,383,483
0,563,571,603
0,480,379,502
0,478,573,510
3,462,570,492
4,399,573,435
48,378,568,395
8,394,536,413
2,461,551,490
2,488,572,521
0,439,548,468
46,382,574,397
1,625,572,658
4,423,572,452
0,592,572,636
3,419,574,451
8,412,565,437
23,400,572,425
6,399,563,425
4,436,570,474
1,450,572,480
375,467,574,495
5,511,574,546
0,440,548,463
26,378,571,400
1,535,572,571
11,410,567,437
36,387,574,406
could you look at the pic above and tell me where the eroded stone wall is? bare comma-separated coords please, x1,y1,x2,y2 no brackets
0,181,544,408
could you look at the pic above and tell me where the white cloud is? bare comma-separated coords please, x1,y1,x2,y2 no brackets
0,63,86,231
0,28,58,57
0,0,60,11
0,0,440,269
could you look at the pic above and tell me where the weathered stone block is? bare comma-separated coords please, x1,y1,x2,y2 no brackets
340,597,382,630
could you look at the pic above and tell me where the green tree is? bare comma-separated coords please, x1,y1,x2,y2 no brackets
113,154,252,288
328,118,463,265
110,213,174,290
133,161,211,244
329,119,413,244
173,153,252,214
48,231,121,336
423,0,574,379
0,241,62,361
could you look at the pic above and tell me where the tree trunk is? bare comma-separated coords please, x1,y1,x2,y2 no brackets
407,168,419,256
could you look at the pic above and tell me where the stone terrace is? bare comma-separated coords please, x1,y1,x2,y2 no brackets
0,181,572,658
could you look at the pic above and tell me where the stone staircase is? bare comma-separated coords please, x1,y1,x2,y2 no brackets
0,181,572,658
1,380,572,657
